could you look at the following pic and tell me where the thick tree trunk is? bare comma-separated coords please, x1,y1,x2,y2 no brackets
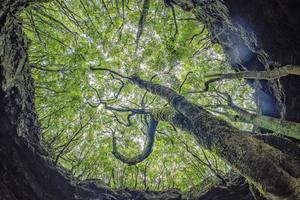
131,75,300,200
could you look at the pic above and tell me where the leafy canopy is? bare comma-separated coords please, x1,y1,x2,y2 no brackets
22,0,254,192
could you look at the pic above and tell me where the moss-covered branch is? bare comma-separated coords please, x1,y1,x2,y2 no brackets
212,94,300,140
130,75,300,199
228,102,300,140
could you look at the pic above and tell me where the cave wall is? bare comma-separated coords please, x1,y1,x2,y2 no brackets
0,0,77,199
221,0,300,123
189,0,300,123
198,174,264,200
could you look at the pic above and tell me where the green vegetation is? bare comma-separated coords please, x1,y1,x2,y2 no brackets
22,0,258,192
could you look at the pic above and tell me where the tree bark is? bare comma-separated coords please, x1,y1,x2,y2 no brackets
131,75,300,199
223,99,300,140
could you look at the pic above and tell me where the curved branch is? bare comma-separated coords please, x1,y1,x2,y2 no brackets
112,117,158,165
203,77,221,92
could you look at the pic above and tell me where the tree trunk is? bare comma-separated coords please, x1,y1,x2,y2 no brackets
131,75,300,200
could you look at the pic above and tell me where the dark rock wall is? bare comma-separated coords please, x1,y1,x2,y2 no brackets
0,3,200,200
198,175,265,200
203,0,300,122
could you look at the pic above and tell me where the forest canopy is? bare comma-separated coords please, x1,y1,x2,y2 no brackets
20,0,291,194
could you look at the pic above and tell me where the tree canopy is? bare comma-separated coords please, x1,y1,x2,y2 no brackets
20,0,299,195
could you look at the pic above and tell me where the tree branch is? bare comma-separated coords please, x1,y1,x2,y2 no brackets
126,75,300,198
135,0,150,51
203,65,300,91
112,117,158,165
224,94,300,140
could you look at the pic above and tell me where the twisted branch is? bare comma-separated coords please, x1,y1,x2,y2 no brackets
112,117,158,165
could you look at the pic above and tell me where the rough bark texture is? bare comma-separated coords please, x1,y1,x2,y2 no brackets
1,0,300,200
198,174,264,200
173,0,300,198
132,75,300,200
